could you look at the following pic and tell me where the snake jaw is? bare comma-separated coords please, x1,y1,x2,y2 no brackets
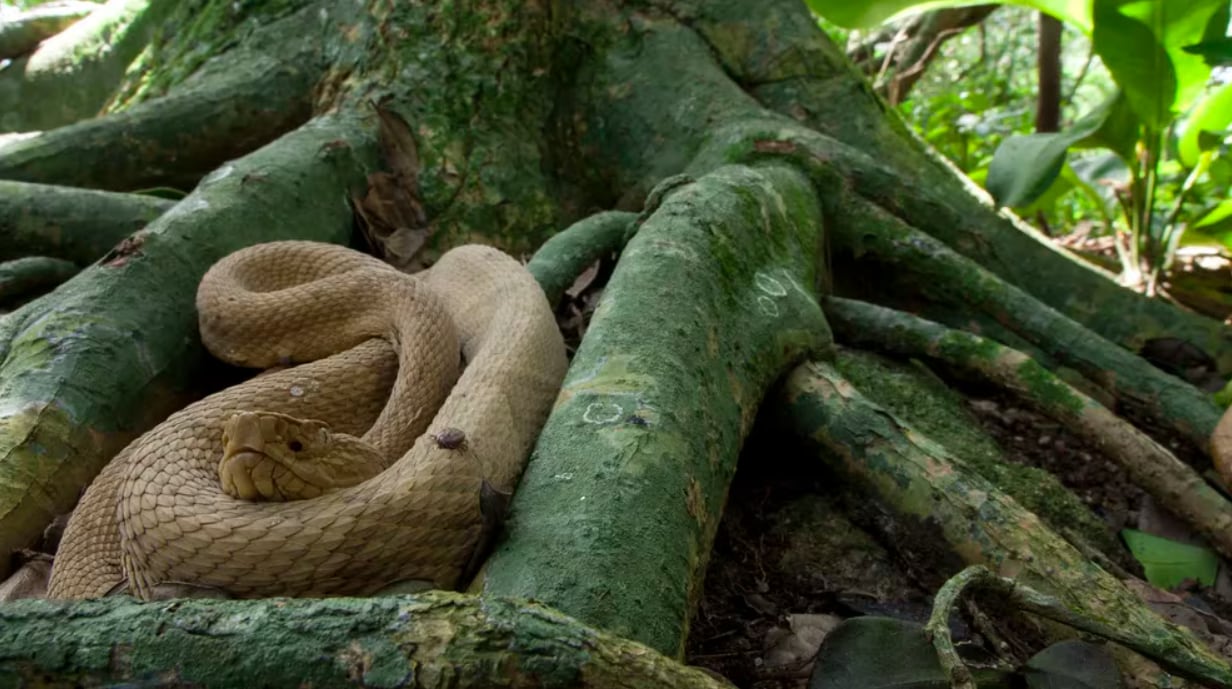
220,411,388,502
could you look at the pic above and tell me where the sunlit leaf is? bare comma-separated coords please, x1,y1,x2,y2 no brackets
985,103,1111,208
1178,81,1232,167
804,0,1092,34
1183,37,1232,65
1093,0,1228,129
1121,528,1219,589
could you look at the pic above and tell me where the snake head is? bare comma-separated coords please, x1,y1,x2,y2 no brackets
220,411,387,502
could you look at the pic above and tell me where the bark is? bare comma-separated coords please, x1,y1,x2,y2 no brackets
1035,13,1062,133
0,6,323,191
688,0,1231,367
525,210,635,306
0,256,79,304
0,180,173,264
0,591,734,689
0,0,1230,685
0,1,97,60
483,164,832,657
825,297,1232,559
0,0,166,133
780,362,1232,688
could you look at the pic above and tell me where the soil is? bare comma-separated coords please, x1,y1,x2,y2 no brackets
683,382,1229,689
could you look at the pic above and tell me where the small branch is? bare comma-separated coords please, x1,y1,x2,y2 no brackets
824,296,1232,560
932,566,1232,688
526,210,636,305
0,256,78,304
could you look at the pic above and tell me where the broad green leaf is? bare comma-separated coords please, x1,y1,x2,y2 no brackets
1183,37,1232,65
1093,0,1228,129
1121,528,1219,589
1186,198,1232,248
1074,91,1139,162
1023,641,1124,689
806,617,1016,689
986,103,1111,208
1178,81,1232,167
805,0,1093,34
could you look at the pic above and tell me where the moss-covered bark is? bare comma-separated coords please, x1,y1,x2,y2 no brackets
2,0,1231,684
0,591,734,689
0,0,169,133
828,347,1127,564
483,164,832,657
826,297,1232,558
0,1,97,60
0,181,173,265
0,256,79,304
684,0,1231,367
780,361,1232,688
0,6,323,192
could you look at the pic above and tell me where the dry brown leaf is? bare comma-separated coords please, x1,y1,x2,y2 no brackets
351,100,433,271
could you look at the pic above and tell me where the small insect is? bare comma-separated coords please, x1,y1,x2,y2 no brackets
430,427,468,451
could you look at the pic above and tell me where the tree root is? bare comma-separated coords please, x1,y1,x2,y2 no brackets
821,190,1222,452
0,1,97,60
0,257,78,305
0,180,173,264
0,0,164,133
780,361,1232,687
0,591,735,689
525,210,635,305
929,565,1230,689
825,296,1232,559
0,9,322,191
482,164,833,657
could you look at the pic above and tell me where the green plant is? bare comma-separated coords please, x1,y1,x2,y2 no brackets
809,0,1232,295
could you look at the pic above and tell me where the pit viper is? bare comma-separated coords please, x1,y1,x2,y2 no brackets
48,241,567,599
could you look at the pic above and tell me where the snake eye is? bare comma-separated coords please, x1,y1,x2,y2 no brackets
288,440,304,452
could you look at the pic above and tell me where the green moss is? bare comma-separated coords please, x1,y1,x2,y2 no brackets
1015,357,1087,415
833,349,1121,558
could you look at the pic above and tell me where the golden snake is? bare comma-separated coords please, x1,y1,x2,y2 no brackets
48,242,567,599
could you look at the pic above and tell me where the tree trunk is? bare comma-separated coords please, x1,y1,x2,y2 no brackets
2,0,1230,685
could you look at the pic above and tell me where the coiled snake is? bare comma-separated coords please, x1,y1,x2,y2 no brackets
48,242,567,599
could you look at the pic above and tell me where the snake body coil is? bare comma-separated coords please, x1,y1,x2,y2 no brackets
48,242,567,599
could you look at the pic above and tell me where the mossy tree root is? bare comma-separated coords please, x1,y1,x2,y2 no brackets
0,257,79,305
0,0,166,134
0,180,174,264
779,361,1232,688
525,210,636,305
0,1,97,60
818,189,1220,451
0,591,735,689
825,296,1232,559
693,0,1230,366
483,164,833,657
0,21,320,191
0,114,380,577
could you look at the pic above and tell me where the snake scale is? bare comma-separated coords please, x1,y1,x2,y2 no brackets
48,242,567,599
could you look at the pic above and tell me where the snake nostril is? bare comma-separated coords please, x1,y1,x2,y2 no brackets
288,440,304,452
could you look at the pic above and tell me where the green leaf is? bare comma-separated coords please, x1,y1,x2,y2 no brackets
1121,528,1219,589
1074,91,1140,162
1178,81,1232,167
1023,641,1124,689
1093,0,1228,129
804,0,1093,34
808,617,950,689
1186,199,1232,248
1183,37,1232,65
985,103,1112,208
